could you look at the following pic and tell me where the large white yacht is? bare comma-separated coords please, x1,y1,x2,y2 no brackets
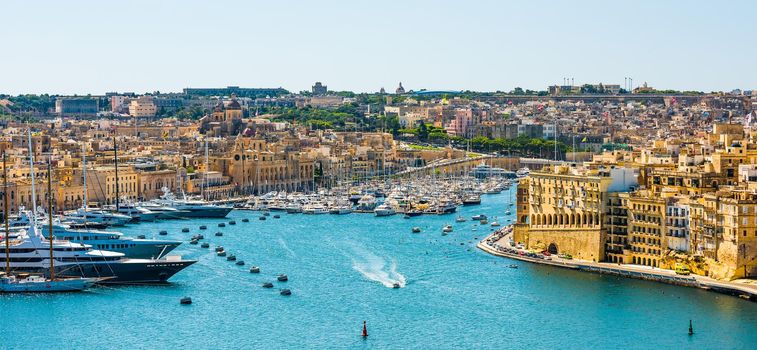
2,223,196,284
150,190,233,218
64,207,132,227
104,203,161,222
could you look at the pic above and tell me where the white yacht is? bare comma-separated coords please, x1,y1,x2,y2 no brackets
303,202,329,215
374,203,396,217
3,224,196,284
285,202,303,214
0,271,99,292
105,203,161,222
137,201,187,220
64,207,132,227
151,190,233,218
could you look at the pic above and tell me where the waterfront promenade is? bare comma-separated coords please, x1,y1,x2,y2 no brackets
478,226,757,301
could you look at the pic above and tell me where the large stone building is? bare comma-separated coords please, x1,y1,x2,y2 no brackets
514,165,638,261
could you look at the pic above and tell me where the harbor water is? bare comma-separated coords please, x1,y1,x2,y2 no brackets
1,190,756,349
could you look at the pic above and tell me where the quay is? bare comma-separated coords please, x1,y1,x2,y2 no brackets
478,225,757,302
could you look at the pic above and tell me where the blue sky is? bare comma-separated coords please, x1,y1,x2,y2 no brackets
1,0,754,95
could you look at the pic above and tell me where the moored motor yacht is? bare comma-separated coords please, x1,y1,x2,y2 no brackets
374,203,396,216
64,207,132,227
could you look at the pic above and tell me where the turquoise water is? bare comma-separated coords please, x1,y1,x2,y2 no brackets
1,189,756,349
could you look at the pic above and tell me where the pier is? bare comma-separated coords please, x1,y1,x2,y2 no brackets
478,226,757,302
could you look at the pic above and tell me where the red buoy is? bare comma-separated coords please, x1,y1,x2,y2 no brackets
362,320,368,338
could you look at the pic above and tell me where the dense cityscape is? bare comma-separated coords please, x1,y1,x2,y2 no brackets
3,1,757,349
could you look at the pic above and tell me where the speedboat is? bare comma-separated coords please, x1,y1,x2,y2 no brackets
455,216,466,223
411,227,421,233
374,203,396,217
472,214,487,221
442,225,453,234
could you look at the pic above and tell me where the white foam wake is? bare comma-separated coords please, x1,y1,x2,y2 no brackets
278,237,297,257
349,244,406,288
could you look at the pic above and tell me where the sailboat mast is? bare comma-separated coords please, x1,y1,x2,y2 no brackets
47,158,55,280
28,129,37,217
3,152,9,274
82,144,87,211
114,137,119,210
204,137,208,201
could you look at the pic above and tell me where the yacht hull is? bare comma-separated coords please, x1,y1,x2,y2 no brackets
52,259,197,284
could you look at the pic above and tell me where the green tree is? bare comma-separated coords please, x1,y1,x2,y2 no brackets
417,122,429,141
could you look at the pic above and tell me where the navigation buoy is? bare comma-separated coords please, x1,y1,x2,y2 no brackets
688,320,694,336
362,320,368,338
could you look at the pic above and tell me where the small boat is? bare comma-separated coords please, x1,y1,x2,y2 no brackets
480,219,488,225
227,255,237,261
217,251,227,257
280,288,292,296
262,282,274,288
229,221,236,225
181,228,190,233
263,212,270,216
215,246,224,252
508,264,518,269
200,242,210,248
193,234,204,240
0,273,99,293
491,221,500,227
159,230,168,235
241,218,250,222
199,225,207,230
189,239,198,245
249,266,260,273
392,283,401,289
412,227,421,233
180,297,192,305
472,214,487,221
442,225,453,234
273,214,280,219
259,216,266,221
405,209,423,217
215,232,223,237
235,260,245,266
455,216,466,223
218,223,226,227
136,235,146,239
277,274,288,282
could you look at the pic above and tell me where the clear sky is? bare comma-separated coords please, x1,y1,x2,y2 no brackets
2,0,754,95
